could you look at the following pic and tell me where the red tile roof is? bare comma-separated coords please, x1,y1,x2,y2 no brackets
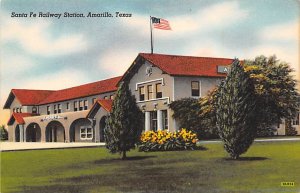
39,76,121,105
5,76,121,108
97,99,113,112
86,99,113,118
12,89,54,105
7,113,38,125
139,53,233,77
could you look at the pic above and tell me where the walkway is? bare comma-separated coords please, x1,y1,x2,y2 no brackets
0,142,105,152
198,137,300,144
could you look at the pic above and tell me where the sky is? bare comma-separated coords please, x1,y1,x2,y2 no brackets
1,0,299,126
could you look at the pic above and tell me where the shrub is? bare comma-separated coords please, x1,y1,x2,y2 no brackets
0,125,8,141
139,129,198,152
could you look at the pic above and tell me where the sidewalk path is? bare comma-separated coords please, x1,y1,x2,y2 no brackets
0,142,105,152
198,137,300,144
1,137,299,152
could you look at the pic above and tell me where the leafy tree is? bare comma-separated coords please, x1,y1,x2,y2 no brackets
244,55,300,136
169,98,201,132
0,125,8,141
105,81,144,160
198,88,219,138
285,119,297,136
216,59,257,159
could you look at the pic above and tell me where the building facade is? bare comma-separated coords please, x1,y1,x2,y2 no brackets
3,53,300,142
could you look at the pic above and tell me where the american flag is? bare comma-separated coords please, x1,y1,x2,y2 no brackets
151,17,171,30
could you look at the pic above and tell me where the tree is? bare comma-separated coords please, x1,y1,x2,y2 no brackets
169,98,201,132
244,55,300,136
0,125,8,141
105,81,144,160
216,59,257,159
285,119,297,136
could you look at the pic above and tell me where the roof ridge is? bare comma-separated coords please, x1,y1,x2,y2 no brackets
54,76,122,92
139,53,234,60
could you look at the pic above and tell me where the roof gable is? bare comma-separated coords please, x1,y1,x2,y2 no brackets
86,99,113,118
7,113,38,125
119,53,234,84
4,89,54,109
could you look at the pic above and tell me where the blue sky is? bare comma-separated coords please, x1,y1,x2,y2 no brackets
1,0,299,124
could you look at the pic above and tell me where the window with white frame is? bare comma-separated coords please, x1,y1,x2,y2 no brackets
74,101,78,111
147,85,153,100
32,107,37,114
58,104,61,113
84,100,88,110
47,106,50,114
162,110,168,130
79,100,83,111
54,105,57,114
150,111,157,131
80,127,93,140
292,113,300,125
191,81,200,97
139,86,145,101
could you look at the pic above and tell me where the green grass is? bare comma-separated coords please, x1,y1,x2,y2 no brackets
1,141,300,193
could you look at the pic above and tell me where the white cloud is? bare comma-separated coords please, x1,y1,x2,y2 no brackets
0,54,35,75
260,21,299,41
97,49,138,76
123,1,249,38
1,19,88,57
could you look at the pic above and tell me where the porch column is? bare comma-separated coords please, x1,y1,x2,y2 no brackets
19,125,24,142
145,112,150,131
52,127,55,142
23,125,27,142
157,110,163,131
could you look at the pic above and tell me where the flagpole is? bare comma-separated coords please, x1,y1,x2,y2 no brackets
150,16,153,54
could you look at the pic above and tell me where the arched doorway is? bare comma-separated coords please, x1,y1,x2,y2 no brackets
26,123,41,142
99,116,107,142
69,118,93,142
15,125,20,142
46,121,65,142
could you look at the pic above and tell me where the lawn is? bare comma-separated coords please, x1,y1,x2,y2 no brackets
1,141,300,193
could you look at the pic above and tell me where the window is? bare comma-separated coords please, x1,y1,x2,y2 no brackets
19,108,22,113
139,86,145,101
104,96,108,99
47,106,50,115
32,107,37,114
110,95,114,100
58,104,61,113
92,98,96,104
80,127,93,140
162,110,168,130
79,100,83,111
84,100,88,110
191,81,200,97
54,105,57,114
16,108,19,113
150,111,157,131
292,113,300,125
147,85,153,100
13,108,16,113
74,101,78,111
156,83,162,98
66,102,70,110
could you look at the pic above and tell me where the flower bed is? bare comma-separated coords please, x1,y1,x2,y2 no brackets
139,128,198,152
